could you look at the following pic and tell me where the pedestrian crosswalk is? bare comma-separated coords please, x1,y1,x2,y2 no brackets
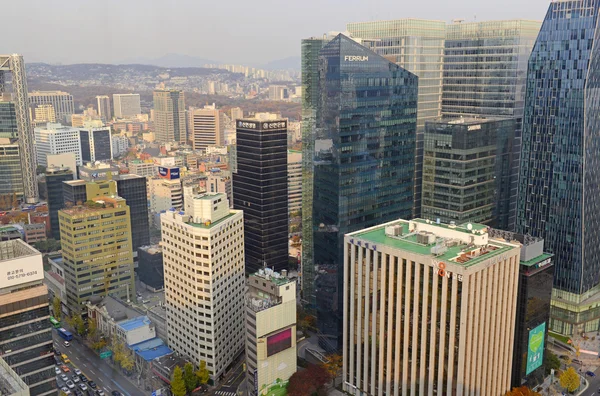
215,391,237,396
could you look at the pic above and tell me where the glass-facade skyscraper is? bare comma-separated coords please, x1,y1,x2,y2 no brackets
443,20,541,231
311,34,418,350
347,19,446,219
517,0,600,335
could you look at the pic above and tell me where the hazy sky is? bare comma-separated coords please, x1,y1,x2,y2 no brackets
3,0,550,66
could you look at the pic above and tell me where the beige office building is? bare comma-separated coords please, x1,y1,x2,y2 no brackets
33,104,56,126
113,94,141,118
189,104,224,151
343,219,521,396
161,193,245,383
153,90,186,143
245,269,297,395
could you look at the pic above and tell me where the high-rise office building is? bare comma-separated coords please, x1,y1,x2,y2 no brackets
111,134,129,157
0,140,23,206
0,356,29,395
230,107,243,122
347,20,446,218
32,104,56,126
45,167,74,239
517,0,600,336
0,100,18,139
268,85,288,101
68,164,150,252
309,34,418,350
153,90,186,143
422,117,516,229
487,229,554,389
161,193,245,383
343,219,521,395
301,36,329,309
443,20,541,230
0,239,57,395
148,172,183,218
59,195,135,313
233,115,288,274
34,123,83,167
189,104,224,150
287,150,302,216
112,94,141,118
96,95,112,121
29,91,74,124
1,55,38,204
245,269,297,395
79,123,112,162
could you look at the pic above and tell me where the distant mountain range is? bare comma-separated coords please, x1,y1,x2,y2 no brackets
119,53,301,71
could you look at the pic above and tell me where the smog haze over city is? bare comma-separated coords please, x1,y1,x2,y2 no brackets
3,0,550,65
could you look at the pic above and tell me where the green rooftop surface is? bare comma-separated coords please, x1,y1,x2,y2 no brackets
189,212,236,229
520,252,553,267
354,221,516,268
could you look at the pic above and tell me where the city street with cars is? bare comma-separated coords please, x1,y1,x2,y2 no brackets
53,331,141,396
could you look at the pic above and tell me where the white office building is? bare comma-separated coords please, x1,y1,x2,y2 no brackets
29,90,74,123
34,123,83,167
113,94,141,118
111,134,130,157
161,193,245,384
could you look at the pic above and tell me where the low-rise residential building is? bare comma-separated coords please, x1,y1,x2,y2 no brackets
116,316,156,346
86,295,145,340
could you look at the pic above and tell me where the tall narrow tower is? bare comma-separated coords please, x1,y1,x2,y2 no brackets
0,54,38,203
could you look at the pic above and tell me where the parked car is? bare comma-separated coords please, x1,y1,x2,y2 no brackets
573,359,583,364
96,390,105,396
74,368,82,376
61,365,71,372
79,383,88,391
61,374,69,382
88,381,97,389
586,371,596,377
55,367,61,375
72,374,80,383
111,392,121,396
66,380,75,389
79,375,89,383
60,387,71,395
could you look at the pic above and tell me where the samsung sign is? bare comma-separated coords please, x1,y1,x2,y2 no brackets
345,56,369,61
158,166,180,180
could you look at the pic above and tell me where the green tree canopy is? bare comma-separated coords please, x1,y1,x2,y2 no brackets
183,362,197,392
560,367,580,393
196,360,210,385
171,366,187,396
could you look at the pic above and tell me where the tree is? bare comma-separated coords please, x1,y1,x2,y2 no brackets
91,339,107,351
87,319,98,342
321,354,343,378
171,366,187,396
183,362,198,392
544,350,561,376
76,317,86,337
120,351,134,372
196,360,210,385
52,296,62,321
505,386,542,396
287,364,330,396
559,367,580,393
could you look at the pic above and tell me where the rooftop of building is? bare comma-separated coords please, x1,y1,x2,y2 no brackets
139,245,162,254
350,218,518,268
46,271,65,285
129,337,172,361
60,196,126,215
0,239,39,262
87,295,144,323
165,208,236,230
250,268,294,287
118,316,152,332
46,167,73,175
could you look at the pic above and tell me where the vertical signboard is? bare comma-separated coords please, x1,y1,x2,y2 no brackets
526,322,546,375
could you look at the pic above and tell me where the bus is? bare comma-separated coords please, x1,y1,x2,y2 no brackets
57,328,73,341
49,316,60,328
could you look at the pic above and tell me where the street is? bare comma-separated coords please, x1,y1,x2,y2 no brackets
211,353,245,396
53,331,142,396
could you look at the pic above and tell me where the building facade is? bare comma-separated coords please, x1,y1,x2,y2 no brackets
79,124,112,162
287,150,302,216
32,104,56,126
137,245,163,291
516,0,600,335
233,117,289,274
343,219,521,395
189,104,225,151
29,91,74,124
161,193,245,383
34,123,83,167
207,170,233,208
0,140,24,205
245,269,296,396
96,95,112,122
0,240,56,395
148,175,183,220
0,100,18,139
111,134,130,157
44,167,74,239
422,117,516,229
311,34,418,350
128,160,157,178
58,196,135,313
113,94,141,119
347,19,447,218
153,90,186,143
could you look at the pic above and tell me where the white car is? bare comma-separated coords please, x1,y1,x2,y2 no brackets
71,375,80,383
60,374,69,382
79,383,88,391
74,368,82,376
54,367,61,375
64,341,70,347
96,390,105,396
60,387,71,395
66,380,75,389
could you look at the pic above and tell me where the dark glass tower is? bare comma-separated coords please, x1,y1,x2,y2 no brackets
422,117,516,229
313,34,418,350
233,117,288,274
517,0,600,335
45,167,74,239
116,174,150,251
